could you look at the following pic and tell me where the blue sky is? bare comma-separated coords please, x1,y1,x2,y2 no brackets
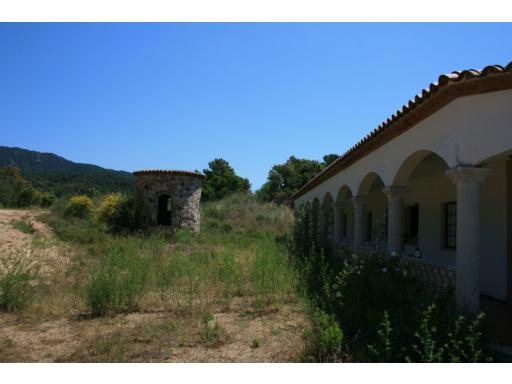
1,23,511,190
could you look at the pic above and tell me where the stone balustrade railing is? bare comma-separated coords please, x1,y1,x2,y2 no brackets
402,257,456,296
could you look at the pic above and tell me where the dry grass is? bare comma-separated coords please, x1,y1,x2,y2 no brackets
0,197,309,362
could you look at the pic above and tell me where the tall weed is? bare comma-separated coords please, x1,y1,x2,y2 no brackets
84,244,150,316
303,309,344,362
0,253,39,312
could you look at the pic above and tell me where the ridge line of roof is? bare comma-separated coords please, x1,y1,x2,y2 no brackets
133,169,205,178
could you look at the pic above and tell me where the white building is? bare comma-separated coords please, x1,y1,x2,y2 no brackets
291,62,512,313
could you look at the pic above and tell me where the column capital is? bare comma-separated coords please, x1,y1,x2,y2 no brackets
382,186,408,199
446,166,490,184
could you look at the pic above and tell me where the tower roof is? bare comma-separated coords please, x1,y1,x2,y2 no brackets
132,169,205,178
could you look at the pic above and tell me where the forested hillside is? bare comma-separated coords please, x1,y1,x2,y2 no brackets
0,146,134,196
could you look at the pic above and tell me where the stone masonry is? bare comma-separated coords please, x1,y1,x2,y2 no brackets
133,170,204,233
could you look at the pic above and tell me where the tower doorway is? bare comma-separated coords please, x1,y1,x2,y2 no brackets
157,194,172,226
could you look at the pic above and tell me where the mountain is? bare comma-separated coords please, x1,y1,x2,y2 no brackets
0,146,135,197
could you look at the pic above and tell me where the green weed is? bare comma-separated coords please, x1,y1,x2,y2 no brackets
10,219,35,234
83,243,150,316
0,253,39,312
303,309,344,362
251,338,261,349
198,312,224,347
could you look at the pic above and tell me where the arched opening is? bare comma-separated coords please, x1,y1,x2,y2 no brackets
311,197,321,243
392,150,454,265
357,172,384,197
335,185,354,243
321,193,335,242
359,173,387,249
393,149,449,186
157,194,172,226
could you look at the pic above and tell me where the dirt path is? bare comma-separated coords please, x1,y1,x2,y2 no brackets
0,209,307,362
0,209,68,279
0,209,77,361
0,209,52,253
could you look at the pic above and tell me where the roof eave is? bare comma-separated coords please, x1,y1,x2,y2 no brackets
291,62,512,201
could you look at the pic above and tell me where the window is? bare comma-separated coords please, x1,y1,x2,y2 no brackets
444,202,457,249
366,211,373,242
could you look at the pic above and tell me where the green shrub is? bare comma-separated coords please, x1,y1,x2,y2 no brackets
65,195,94,218
83,244,150,316
406,305,489,363
251,338,261,349
331,253,427,340
0,166,41,208
221,223,233,233
10,219,35,234
367,311,394,362
39,211,108,246
16,187,41,207
303,309,344,362
206,220,220,231
289,205,490,362
40,193,56,207
95,193,135,232
0,254,39,312
47,197,68,216
198,312,223,347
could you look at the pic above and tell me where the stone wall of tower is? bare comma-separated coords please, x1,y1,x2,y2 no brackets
134,173,203,233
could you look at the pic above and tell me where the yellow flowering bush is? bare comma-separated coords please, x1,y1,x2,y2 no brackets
95,193,135,232
65,195,94,218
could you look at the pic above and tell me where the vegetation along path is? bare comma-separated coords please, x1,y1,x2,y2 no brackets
0,197,309,362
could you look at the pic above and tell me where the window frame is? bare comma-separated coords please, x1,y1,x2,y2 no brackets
444,201,457,250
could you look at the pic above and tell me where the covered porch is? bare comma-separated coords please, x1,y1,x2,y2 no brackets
324,150,512,314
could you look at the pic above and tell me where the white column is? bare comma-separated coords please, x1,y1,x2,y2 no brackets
446,166,490,313
333,202,342,243
353,195,367,248
383,186,407,255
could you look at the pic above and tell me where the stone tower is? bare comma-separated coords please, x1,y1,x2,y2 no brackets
133,169,204,233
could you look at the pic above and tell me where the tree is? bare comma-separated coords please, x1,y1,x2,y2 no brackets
322,154,339,167
0,166,41,207
201,159,251,201
256,155,338,204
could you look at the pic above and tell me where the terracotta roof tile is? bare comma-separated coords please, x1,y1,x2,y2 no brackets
291,61,512,200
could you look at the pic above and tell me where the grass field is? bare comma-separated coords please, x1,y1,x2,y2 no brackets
0,194,309,362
